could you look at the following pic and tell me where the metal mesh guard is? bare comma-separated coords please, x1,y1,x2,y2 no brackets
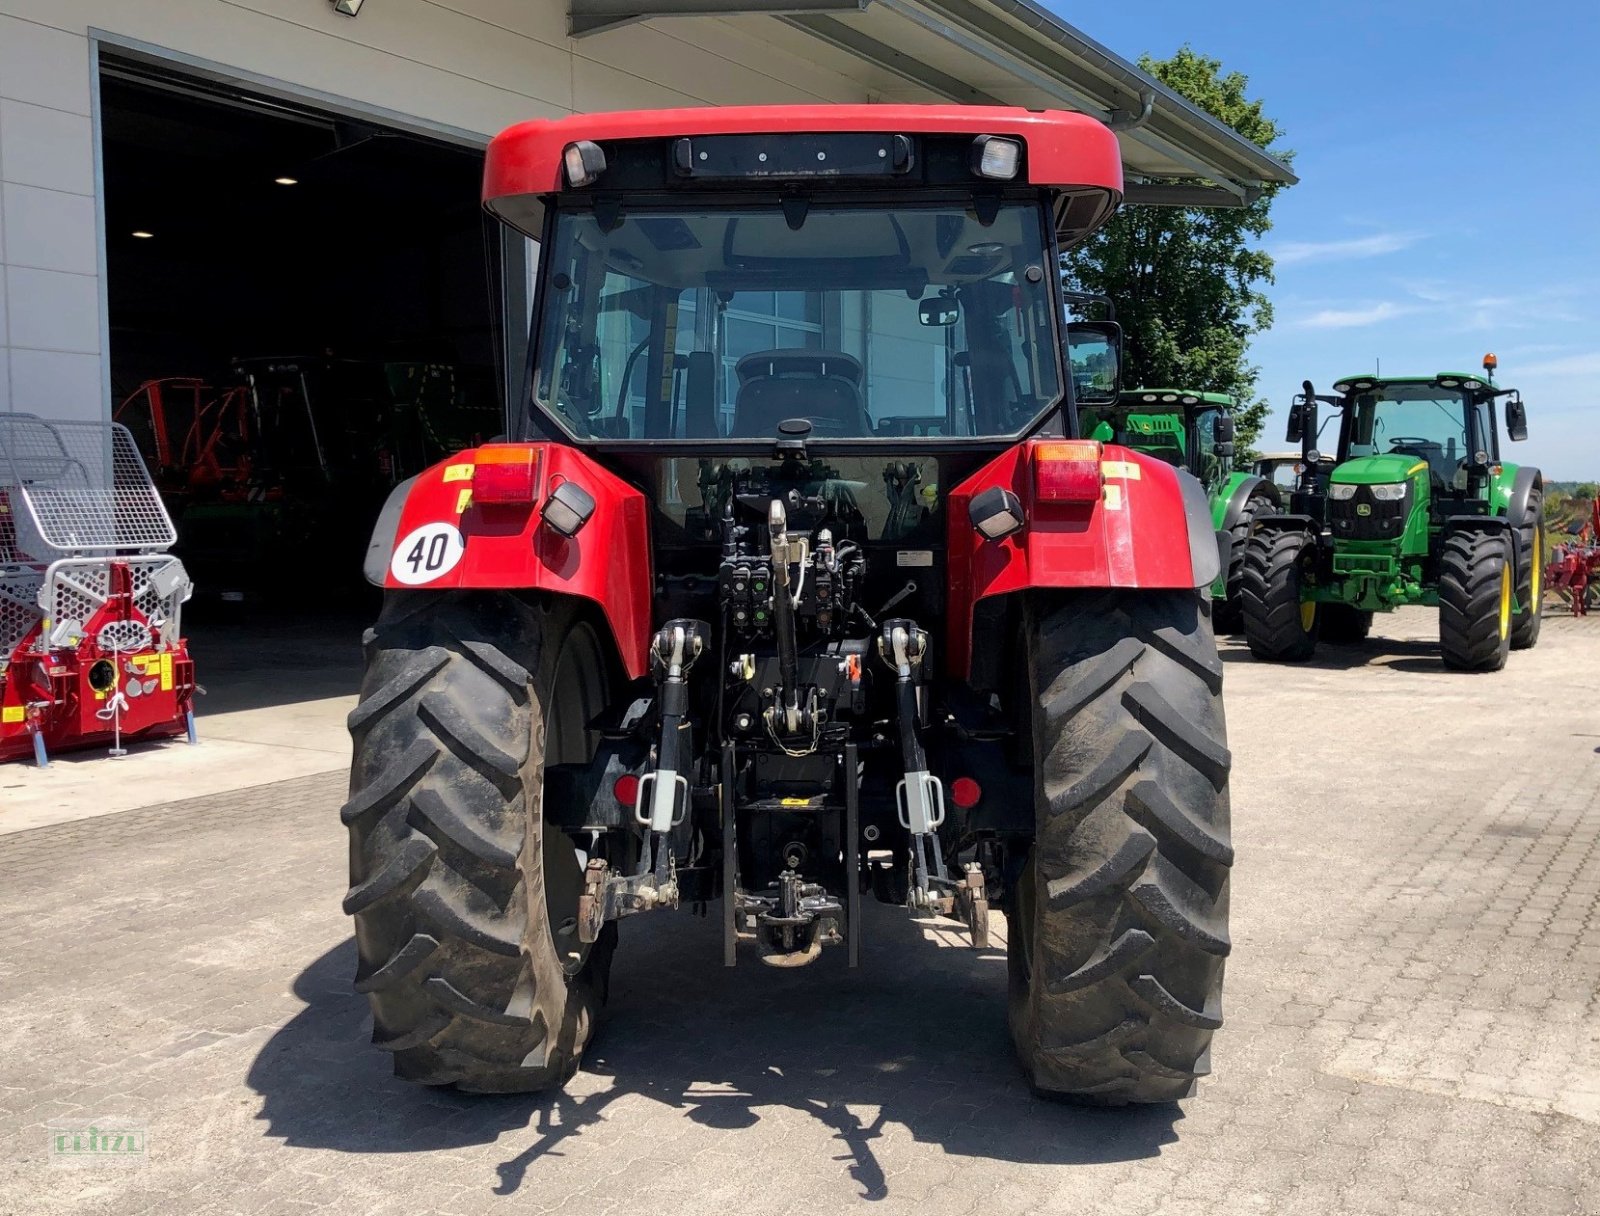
0,414,176,554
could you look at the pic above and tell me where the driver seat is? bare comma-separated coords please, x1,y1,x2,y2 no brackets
730,349,870,438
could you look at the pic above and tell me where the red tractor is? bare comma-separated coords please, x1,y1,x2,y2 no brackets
343,106,1233,1104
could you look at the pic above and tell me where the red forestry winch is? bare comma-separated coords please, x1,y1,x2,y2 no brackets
0,415,197,765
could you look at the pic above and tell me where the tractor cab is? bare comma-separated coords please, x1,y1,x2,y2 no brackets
1075,387,1276,629
1078,389,1238,491
1330,372,1512,514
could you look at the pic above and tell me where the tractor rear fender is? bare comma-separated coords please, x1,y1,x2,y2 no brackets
946,440,1220,679
1218,473,1280,531
361,443,653,678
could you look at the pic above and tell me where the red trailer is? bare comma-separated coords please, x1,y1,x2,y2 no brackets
0,415,197,765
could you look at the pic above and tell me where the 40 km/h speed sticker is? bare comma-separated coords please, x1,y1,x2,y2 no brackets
390,522,466,586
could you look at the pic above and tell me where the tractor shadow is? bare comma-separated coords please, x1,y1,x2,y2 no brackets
1216,634,1447,673
249,907,1183,1198
187,605,368,715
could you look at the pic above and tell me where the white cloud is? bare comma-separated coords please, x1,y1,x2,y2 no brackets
1296,302,1418,329
1272,232,1423,266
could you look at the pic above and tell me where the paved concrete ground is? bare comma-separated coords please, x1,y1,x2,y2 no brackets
0,612,361,834
2,607,1598,1215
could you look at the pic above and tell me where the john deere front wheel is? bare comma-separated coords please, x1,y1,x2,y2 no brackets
1438,531,1513,672
1239,529,1319,662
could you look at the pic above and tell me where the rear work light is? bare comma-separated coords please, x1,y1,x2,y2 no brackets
472,445,540,504
563,140,607,188
1033,440,1104,503
968,486,1025,540
970,135,1021,180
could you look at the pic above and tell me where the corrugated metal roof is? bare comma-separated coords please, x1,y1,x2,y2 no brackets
568,0,1297,204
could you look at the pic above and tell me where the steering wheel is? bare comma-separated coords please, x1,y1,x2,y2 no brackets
1386,437,1435,451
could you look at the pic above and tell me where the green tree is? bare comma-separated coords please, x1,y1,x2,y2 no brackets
1064,47,1290,454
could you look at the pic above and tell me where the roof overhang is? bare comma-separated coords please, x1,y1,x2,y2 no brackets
566,0,1296,205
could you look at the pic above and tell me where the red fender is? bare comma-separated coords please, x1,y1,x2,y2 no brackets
377,443,653,679
945,440,1215,679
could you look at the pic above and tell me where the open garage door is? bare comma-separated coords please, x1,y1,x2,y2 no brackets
99,58,510,610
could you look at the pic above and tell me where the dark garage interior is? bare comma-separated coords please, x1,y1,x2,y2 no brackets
98,59,511,610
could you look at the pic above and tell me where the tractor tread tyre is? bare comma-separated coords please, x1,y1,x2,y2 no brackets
1510,489,1544,650
1214,492,1273,634
1438,532,1512,672
343,591,613,1093
1239,529,1319,662
1010,591,1231,1105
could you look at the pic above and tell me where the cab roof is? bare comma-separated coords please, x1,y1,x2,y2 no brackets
1119,387,1236,409
483,105,1122,238
1331,373,1497,392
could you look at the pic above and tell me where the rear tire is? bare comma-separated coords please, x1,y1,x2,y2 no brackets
1510,489,1544,650
1240,529,1320,662
1320,604,1372,645
1438,531,1513,672
342,591,615,1092
1213,492,1274,634
1009,591,1232,1103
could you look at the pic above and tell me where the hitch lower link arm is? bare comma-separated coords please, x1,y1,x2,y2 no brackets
879,619,949,908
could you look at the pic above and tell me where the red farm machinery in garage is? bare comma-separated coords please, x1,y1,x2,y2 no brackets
340,105,1235,1105
1545,496,1600,615
0,415,197,765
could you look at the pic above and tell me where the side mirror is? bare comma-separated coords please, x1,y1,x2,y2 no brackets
1214,414,1236,445
1505,398,1528,442
1215,441,1236,458
918,297,960,327
1285,402,1305,444
1065,320,1123,406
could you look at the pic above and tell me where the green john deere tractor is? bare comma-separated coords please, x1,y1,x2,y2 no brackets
1080,388,1279,629
1241,356,1545,670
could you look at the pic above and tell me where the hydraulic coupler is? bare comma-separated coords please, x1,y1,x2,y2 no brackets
878,618,950,909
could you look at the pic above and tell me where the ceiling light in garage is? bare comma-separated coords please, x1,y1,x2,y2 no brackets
274,176,299,185
131,230,154,239
331,0,364,15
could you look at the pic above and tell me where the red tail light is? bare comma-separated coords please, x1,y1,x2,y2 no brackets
1033,440,1103,503
951,777,982,809
613,774,640,808
473,444,540,504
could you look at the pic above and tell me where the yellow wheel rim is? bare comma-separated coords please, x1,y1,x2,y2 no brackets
1498,563,1512,640
1531,527,1543,608
1300,601,1316,632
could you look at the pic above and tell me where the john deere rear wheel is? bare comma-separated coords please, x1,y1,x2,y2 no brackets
1010,590,1232,1103
1510,489,1544,650
1239,529,1320,662
1213,492,1274,634
342,591,615,1092
1438,531,1513,672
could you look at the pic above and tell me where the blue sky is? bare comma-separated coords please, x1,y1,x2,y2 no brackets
1068,1,1600,478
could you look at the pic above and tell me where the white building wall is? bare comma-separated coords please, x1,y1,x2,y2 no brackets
0,0,882,423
